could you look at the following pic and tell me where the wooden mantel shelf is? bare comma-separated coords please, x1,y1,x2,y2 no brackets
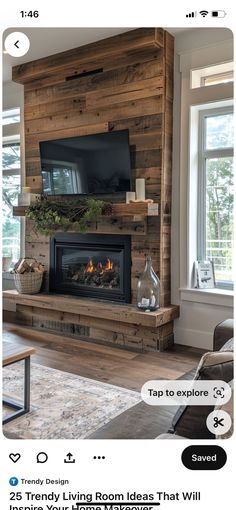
112,202,158,216
3,290,179,329
13,202,159,218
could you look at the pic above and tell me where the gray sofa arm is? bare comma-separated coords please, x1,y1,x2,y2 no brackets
213,319,234,351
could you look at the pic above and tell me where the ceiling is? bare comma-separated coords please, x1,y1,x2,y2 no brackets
3,27,189,83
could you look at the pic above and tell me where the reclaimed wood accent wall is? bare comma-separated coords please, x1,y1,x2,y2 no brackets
13,28,174,309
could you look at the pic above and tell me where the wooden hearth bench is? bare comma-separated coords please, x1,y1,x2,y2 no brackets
3,290,179,352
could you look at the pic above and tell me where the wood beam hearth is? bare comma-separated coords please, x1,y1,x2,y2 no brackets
3,291,179,352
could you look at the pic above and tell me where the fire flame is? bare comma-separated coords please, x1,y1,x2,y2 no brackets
85,259,94,273
85,258,114,273
105,258,113,271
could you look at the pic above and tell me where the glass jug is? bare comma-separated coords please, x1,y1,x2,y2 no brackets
137,256,160,311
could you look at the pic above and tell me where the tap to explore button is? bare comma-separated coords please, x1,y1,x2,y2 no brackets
141,380,231,406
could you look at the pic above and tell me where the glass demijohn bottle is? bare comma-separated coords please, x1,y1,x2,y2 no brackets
137,256,160,311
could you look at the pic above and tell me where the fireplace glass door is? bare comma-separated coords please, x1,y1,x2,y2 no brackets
50,234,131,303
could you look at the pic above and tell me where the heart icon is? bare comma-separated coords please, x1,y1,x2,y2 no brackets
9,453,21,463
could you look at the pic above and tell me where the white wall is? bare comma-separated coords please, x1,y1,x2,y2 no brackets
171,28,234,350
3,81,23,110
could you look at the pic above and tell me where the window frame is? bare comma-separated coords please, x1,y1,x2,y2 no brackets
2,126,23,261
197,104,234,290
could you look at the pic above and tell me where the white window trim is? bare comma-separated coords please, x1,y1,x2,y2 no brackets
180,287,233,307
197,105,233,290
177,40,234,305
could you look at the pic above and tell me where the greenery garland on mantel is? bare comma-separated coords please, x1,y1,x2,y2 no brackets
25,196,112,236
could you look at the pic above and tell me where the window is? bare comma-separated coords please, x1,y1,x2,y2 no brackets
191,61,234,88
2,107,22,266
42,161,82,194
2,108,20,125
203,71,234,87
198,106,234,289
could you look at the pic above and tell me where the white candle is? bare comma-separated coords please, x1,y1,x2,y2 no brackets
136,178,145,201
126,191,136,203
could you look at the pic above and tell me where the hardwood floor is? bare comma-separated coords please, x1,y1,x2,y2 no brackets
3,322,205,439
3,322,204,392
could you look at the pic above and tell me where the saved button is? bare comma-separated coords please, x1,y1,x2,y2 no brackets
182,445,227,470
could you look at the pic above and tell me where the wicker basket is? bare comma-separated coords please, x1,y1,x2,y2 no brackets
13,257,44,294
14,271,43,294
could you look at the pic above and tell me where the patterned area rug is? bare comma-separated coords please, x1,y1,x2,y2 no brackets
3,363,141,439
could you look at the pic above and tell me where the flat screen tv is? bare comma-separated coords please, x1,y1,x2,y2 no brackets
39,129,131,196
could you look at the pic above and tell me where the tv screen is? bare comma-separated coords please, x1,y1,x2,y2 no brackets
39,130,131,196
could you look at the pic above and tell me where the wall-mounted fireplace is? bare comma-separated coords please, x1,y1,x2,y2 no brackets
50,233,131,303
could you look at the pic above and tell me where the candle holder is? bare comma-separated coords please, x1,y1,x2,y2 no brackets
126,191,136,203
18,187,40,206
18,187,31,206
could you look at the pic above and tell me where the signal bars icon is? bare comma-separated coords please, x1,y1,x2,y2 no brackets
186,11,197,17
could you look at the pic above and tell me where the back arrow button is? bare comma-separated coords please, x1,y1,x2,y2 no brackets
4,32,30,57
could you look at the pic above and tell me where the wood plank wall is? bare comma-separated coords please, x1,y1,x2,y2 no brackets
13,28,174,307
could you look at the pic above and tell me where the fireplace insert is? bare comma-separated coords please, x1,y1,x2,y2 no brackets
50,233,131,303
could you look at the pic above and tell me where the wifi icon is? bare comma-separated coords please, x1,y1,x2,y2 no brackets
200,10,209,17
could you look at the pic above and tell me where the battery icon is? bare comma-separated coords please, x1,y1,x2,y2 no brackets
211,10,226,17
